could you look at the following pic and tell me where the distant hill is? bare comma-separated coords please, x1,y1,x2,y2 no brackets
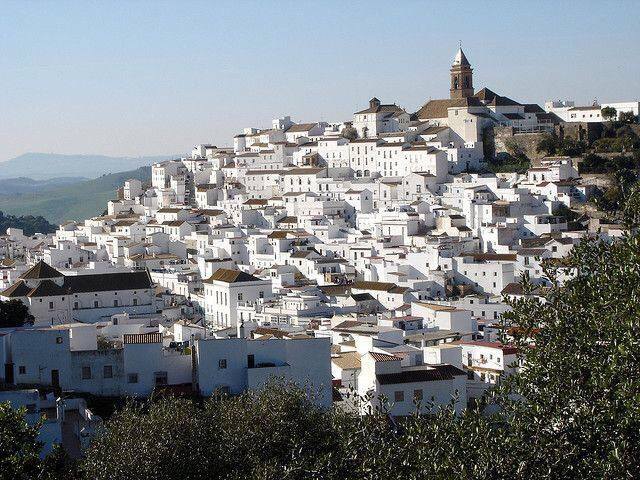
0,153,175,180
0,176,87,195
0,166,151,225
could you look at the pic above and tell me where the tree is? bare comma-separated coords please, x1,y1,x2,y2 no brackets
622,182,640,229
536,132,558,156
0,299,34,328
619,111,637,124
82,383,338,480
0,402,43,480
601,106,617,121
340,126,358,141
0,211,57,236
552,203,579,223
496,235,640,478
536,133,585,157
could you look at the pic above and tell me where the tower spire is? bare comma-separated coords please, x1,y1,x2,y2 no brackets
450,46,473,99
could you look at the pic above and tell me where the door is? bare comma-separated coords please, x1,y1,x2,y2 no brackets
4,364,14,384
51,369,60,388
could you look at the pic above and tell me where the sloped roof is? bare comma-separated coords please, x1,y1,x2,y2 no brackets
63,271,153,293
414,97,483,120
370,351,401,362
276,216,298,224
26,280,66,298
355,103,405,115
0,280,32,298
352,280,399,292
332,351,361,370
4,271,153,298
285,123,318,133
376,364,466,385
20,261,62,280
474,87,521,107
205,268,262,284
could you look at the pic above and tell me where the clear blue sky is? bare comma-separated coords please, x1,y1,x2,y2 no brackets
1,0,639,162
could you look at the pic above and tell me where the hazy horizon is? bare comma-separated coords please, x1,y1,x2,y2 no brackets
2,0,639,162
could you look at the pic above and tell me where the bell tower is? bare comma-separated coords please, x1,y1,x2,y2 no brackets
450,46,473,99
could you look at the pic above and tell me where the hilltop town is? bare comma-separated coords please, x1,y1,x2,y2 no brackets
1,48,639,454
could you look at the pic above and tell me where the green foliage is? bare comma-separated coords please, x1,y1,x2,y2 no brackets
0,210,56,235
0,402,43,480
552,203,579,222
340,126,358,141
486,151,530,174
600,106,617,121
81,384,338,480
0,299,34,328
578,153,637,174
498,235,640,478
622,182,640,229
593,135,639,153
537,133,585,157
619,111,637,124
592,167,638,213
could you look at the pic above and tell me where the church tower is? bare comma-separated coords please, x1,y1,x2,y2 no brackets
450,47,473,99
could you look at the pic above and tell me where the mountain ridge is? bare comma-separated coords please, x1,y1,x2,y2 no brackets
0,152,178,180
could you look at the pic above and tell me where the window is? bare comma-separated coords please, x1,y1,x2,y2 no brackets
467,370,475,380
94,301,99,308
218,359,227,369
55,336,63,344
103,365,113,379
394,391,405,402
19,366,26,375
128,373,138,384
237,293,243,301
259,291,264,299
154,371,168,386
113,300,119,307
49,301,54,310
73,302,79,310
82,366,92,380
133,298,138,306
413,389,423,401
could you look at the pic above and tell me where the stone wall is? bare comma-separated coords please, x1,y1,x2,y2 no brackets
492,126,547,161
556,122,604,145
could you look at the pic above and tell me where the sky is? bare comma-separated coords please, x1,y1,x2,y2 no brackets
1,0,639,162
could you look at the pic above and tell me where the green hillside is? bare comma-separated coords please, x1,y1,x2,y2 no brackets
0,167,151,225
